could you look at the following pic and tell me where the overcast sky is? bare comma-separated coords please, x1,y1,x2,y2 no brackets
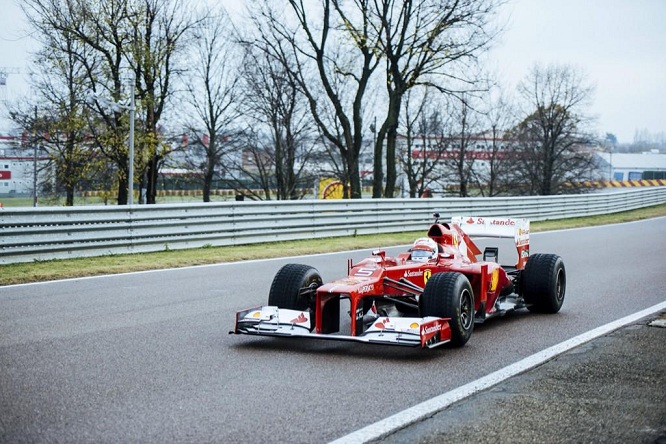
1,0,664,144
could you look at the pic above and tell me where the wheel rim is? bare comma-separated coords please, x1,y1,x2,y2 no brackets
555,269,565,303
460,289,473,330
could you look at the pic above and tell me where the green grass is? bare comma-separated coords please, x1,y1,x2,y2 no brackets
1,203,665,287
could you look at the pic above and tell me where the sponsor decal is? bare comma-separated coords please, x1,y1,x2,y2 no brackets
0,171,11,180
420,320,445,347
404,270,423,278
490,219,515,226
421,323,442,336
290,313,308,324
251,311,261,318
521,249,530,258
410,322,419,329
424,269,432,285
374,317,390,330
490,269,499,292
467,217,517,226
358,284,374,294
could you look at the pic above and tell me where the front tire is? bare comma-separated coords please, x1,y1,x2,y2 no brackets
420,272,474,347
268,264,322,313
522,253,566,313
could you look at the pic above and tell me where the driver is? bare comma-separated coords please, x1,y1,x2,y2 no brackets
409,237,438,262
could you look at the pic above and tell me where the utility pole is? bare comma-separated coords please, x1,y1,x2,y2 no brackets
128,74,135,206
33,106,38,207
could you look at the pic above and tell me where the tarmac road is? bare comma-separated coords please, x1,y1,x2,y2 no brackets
1,217,665,443
367,311,666,444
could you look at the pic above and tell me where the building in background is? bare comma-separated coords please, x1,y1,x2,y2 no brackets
0,132,49,197
595,151,666,181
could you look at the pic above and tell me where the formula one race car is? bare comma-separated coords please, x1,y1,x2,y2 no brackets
232,214,565,349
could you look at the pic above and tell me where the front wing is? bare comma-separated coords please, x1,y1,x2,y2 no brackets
232,306,451,348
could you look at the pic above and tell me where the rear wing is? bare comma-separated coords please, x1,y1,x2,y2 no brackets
451,216,530,268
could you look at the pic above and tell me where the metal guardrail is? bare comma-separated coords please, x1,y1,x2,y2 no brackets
1,187,665,264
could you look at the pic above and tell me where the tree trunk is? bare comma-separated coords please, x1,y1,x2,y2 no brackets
383,93,402,198
146,156,159,204
372,138,383,198
348,148,362,199
117,174,128,205
203,167,213,203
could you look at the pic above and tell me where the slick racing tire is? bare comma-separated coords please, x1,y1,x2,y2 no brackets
522,253,566,314
268,264,323,315
420,272,474,347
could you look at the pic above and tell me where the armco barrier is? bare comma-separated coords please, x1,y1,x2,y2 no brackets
1,187,665,264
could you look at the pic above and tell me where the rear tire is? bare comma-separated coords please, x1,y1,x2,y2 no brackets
419,272,474,347
268,264,322,313
522,254,566,313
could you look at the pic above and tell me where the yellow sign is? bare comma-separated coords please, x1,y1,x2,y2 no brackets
318,178,345,199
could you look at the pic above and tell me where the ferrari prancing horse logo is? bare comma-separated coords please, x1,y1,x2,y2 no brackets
424,269,432,285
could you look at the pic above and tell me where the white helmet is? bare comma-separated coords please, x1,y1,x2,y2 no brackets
410,237,438,262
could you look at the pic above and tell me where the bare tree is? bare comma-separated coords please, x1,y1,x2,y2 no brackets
219,131,275,201
252,0,383,198
512,64,597,195
371,0,503,197
477,88,517,196
10,7,102,205
399,88,450,198
30,75,98,205
237,25,319,200
180,7,239,202
21,0,194,205
440,94,483,197
127,0,195,204
21,0,138,204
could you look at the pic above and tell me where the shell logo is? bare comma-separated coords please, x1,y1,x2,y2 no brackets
252,311,262,318
319,178,346,199
410,322,419,329
490,269,499,292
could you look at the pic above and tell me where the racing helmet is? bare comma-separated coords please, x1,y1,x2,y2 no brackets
410,237,438,262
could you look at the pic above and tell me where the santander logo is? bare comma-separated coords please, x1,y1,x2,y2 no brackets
421,323,442,335
465,217,516,226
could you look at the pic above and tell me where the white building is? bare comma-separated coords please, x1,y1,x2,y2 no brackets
595,151,666,181
0,134,49,197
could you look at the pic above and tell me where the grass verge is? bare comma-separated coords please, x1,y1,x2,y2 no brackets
1,203,665,287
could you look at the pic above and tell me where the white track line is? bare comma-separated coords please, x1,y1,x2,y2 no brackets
329,300,666,444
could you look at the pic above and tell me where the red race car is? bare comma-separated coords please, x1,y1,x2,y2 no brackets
232,214,565,348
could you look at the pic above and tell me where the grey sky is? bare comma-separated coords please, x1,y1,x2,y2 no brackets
1,0,664,144
489,0,666,143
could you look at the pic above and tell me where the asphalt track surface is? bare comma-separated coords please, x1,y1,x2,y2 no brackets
370,309,666,444
1,217,665,443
